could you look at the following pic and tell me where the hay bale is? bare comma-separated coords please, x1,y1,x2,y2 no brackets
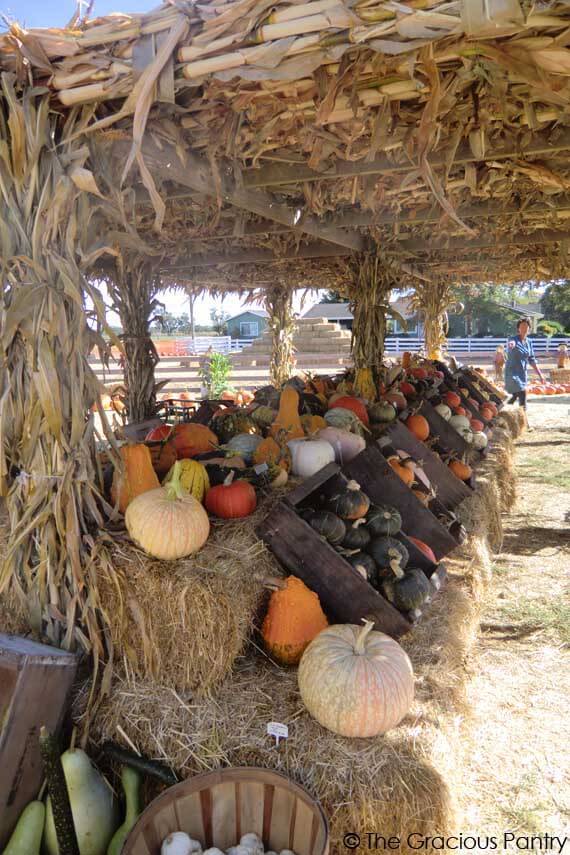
96,499,284,693
89,541,491,854
497,408,525,439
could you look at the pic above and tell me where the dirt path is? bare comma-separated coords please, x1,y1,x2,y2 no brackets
462,399,569,838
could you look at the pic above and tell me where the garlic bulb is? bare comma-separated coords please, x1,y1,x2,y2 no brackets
162,832,193,855
240,834,264,855
203,849,225,855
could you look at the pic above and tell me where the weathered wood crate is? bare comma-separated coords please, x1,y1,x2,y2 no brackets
383,421,472,511
463,368,505,405
257,460,448,639
0,634,77,848
417,399,471,458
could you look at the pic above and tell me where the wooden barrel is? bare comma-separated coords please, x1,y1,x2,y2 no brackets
123,767,329,855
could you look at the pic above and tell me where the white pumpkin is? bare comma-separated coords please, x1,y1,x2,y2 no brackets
449,414,471,432
434,403,452,421
298,620,414,737
471,430,488,450
316,427,365,464
287,438,335,478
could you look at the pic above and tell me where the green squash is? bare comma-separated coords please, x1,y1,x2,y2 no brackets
304,510,346,544
346,551,378,585
365,504,402,537
367,536,409,573
341,518,371,550
224,432,263,463
382,565,431,611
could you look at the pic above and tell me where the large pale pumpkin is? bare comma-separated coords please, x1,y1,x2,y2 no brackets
111,444,160,514
298,620,414,736
262,576,328,665
125,461,210,559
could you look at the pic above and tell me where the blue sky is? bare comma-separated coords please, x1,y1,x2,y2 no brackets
2,0,154,29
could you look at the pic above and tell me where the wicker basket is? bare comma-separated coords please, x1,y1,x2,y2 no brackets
122,767,329,855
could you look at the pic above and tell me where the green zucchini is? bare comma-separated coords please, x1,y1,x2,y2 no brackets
39,727,80,855
106,767,142,855
2,800,45,855
99,742,177,786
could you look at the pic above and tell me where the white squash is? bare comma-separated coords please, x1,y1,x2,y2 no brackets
449,414,470,432
161,833,193,855
316,427,365,464
44,749,118,855
298,620,414,737
471,430,488,450
287,438,335,478
434,403,452,421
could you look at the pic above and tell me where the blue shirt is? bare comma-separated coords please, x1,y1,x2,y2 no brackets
504,335,537,394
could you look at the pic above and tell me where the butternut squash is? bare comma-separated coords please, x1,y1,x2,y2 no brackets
270,386,304,441
111,444,159,514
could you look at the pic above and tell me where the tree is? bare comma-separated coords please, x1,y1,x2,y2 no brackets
541,281,570,331
150,310,191,334
319,290,348,303
447,284,524,337
209,306,230,334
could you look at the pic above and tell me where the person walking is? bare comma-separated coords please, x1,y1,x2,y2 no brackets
504,317,544,430
493,344,506,383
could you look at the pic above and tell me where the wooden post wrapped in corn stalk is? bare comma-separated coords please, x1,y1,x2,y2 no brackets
265,284,295,388
0,77,118,719
411,277,455,360
348,254,397,400
107,259,161,423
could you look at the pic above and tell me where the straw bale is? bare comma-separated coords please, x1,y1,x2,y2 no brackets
96,496,285,694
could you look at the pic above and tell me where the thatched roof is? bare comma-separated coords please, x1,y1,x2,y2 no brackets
2,0,570,284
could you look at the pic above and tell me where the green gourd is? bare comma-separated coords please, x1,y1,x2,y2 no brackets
382,559,432,611
365,504,402,537
366,536,409,575
106,767,142,855
2,801,45,855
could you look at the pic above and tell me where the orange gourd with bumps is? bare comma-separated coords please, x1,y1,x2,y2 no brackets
262,576,328,665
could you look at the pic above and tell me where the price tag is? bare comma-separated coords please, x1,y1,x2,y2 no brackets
253,463,269,474
267,722,289,746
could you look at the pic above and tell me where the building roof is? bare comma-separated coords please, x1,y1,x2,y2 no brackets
226,309,269,322
303,297,417,321
496,302,544,318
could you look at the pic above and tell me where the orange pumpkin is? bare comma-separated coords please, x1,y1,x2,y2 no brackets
252,436,291,471
205,472,257,518
405,413,430,442
470,419,485,433
172,423,218,458
448,459,472,481
262,576,328,665
388,457,415,486
111,444,160,514
408,536,436,563
444,391,461,409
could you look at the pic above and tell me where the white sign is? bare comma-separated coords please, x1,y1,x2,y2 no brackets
267,722,289,745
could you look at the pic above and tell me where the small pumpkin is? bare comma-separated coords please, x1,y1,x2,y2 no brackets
270,386,305,441
329,397,369,426
172,423,218,459
444,391,461,409
125,461,210,559
328,479,370,520
382,558,431,611
262,576,329,666
111,444,160,514
448,459,473,481
305,510,346,544
224,432,263,463
387,456,415,487
205,471,257,518
405,413,430,442
341,518,371,550
298,620,414,737
301,414,327,435
365,504,402,537
252,436,291,471
367,536,409,571
368,401,397,424
434,403,452,421
346,551,378,585
288,438,335,478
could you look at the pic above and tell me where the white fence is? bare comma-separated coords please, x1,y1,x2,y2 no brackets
157,335,567,357
384,336,568,355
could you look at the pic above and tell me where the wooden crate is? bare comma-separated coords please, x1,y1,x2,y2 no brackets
464,369,505,405
384,421,472,510
257,462,447,639
417,399,471,457
0,634,77,848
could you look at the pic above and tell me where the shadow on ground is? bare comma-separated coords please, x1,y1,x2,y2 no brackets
502,525,570,556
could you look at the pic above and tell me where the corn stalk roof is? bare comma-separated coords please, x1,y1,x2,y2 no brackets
2,0,570,284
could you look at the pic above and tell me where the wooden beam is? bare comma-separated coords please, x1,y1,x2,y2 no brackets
131,139,366,252
178,196,570,246
395,228,570,255
242,128,570,189
160,241,350,271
